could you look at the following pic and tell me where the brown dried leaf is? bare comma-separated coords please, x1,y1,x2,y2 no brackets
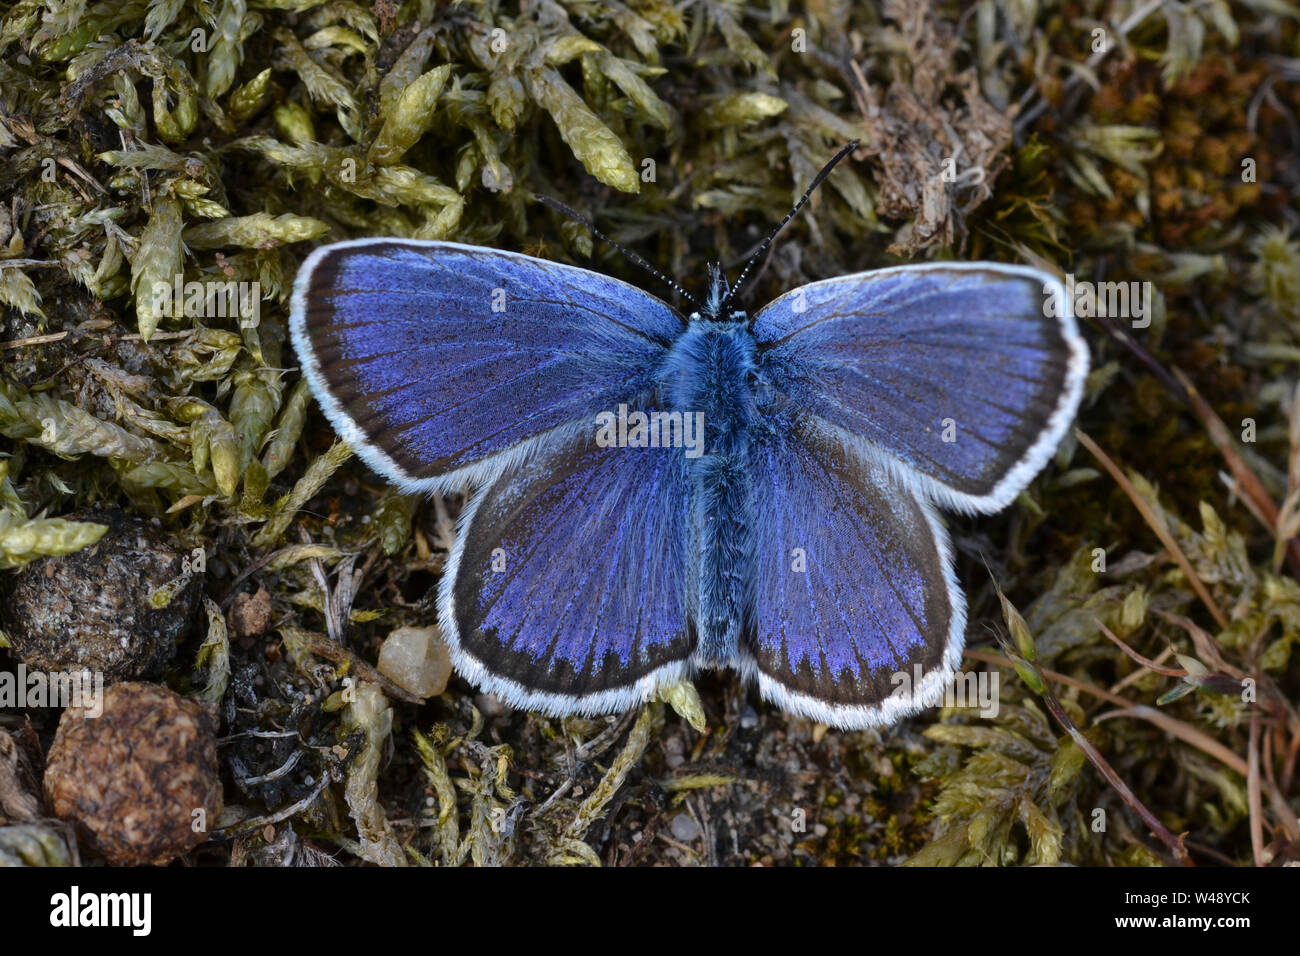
854,0,1011,255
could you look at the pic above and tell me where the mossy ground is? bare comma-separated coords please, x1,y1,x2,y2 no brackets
1,0,1299,866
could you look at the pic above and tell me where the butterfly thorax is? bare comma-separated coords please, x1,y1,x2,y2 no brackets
657,319,761,666
662,320,758,455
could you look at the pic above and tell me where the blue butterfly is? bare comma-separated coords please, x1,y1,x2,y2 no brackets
289,146,1088,728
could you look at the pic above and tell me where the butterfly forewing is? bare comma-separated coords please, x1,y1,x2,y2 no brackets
290,238,684,494
752,263,1088,513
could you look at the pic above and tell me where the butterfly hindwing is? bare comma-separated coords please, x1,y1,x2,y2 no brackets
290,239,684,493
442,426,695,714
743,406,964,727
752,263,1088,513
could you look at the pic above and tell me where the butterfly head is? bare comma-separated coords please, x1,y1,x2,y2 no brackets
703,263,730,317
688,262,746,324
539,140,859,326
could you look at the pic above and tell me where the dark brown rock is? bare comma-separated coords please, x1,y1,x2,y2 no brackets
0,510,202,681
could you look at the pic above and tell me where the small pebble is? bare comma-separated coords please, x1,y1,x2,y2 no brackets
376,625,452,698
474,693,508,718
670,813,702,842
228,587,273,640
664,735,685,769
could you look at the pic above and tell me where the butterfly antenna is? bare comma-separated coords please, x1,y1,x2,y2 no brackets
719,139,860,314
535,194,703,312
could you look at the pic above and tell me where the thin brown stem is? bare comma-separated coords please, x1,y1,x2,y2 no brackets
0,329,196,350
1039,689,1192,865
1075,428,1228,628
1248,713,1265,867
1096,619,1186,677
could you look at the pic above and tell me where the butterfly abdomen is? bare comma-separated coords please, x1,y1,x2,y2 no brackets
663,322,760,667
692,452,756,665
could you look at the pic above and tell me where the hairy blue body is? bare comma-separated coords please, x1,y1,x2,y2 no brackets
660,313,760,666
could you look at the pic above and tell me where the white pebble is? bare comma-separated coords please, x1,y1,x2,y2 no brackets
376,625,452,698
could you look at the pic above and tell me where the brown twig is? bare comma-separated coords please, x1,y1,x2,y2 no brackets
966,649,1248,776
1078,313,1300,579
1150,609,1239,675
1028,667,1193,865
1110,645,1175,696
1248,713,1265,866
970,602,1192,866
1155,609,1300,735
1,331,71,350
1096,619,1186,677
969,648,1300,844
1172,368,1300,576
1283,726,1300,794
0,329,196,350
1056,697,1192,863
1091,707,1248,778
1075,428,1228,628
